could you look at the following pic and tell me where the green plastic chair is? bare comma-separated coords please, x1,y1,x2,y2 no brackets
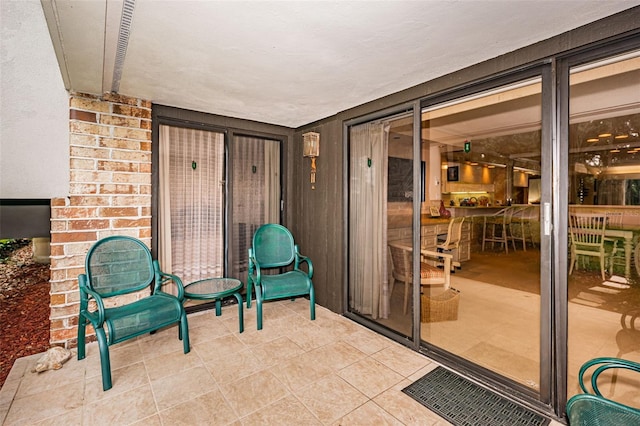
77,236,190,391
246,224,315,330
566,357,640,425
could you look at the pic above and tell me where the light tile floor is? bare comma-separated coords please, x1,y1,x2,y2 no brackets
0,299,561,425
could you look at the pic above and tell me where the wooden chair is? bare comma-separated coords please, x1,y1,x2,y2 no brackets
77,236,190,391
246,224,315,330
605,211,626,275
388,242,451,315
569,213,611,280
437,217,465,269
566,357,640,425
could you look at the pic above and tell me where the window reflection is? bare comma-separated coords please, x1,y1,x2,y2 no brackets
567,51,640,409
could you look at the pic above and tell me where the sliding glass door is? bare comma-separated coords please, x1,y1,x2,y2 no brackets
418,76,546,396
347,109,417,337
566,49,640,409
158,125,282,291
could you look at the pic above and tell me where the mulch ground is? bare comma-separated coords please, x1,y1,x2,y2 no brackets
0,240,51,389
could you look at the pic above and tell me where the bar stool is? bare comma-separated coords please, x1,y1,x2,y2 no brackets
507,206,536,251
482,207,510,253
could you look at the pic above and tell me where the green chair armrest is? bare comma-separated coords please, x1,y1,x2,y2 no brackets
79,273,106,325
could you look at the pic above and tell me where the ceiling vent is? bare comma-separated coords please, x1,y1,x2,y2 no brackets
111,0,136,93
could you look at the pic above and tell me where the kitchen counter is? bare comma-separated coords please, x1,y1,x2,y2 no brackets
388,214,450,229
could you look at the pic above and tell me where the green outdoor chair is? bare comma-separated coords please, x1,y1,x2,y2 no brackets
566,357,640,425
77,236,190,391
246,224,315,330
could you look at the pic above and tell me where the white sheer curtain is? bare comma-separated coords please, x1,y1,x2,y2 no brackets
349,121,389,319
230,136,281,280
159,125,225,285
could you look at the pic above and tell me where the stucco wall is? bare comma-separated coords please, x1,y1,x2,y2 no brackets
0,0,68,199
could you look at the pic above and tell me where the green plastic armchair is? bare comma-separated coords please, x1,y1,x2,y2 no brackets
77,236,190,391
246,224,315,330
566,357,640,425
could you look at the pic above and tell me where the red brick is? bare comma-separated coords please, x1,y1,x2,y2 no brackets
140,119,152,130
140,141,151,152
99,137,140,150
69,219,109,230
98,160,138,172
50,304,80,318
100,183,135,194
51,327,79,342
69,183,98,194
112,104,152,119
50,294,66,305
71,146,110,159
50,245,65,257
51,198,66,207
69,195,112,207
113,127,150,141
50,319,65,330
111,150,150,163
69,97,110,113
69,121,111,137
51,231,97,244
113,218,150,228
139,228,152,238
51,207,98,219
70,159,97,171
112,172,150,184
70,109,97,122
100,207,138,217
100,114,140,127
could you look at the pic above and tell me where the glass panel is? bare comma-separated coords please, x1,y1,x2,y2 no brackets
348,112,415,336
230,136,281,281
567,51,640,407
419,79,543,392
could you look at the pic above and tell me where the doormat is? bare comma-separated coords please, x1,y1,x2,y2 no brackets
402,367,550,426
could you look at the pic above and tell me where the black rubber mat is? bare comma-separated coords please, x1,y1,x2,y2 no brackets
402,367,550,426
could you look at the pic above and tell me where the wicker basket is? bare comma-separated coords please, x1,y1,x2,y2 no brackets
421,288,460,322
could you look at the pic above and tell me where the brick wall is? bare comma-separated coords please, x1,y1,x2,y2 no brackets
49,92,152,347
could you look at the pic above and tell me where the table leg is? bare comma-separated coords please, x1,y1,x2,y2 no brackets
233,293,244,333
215,299,222,316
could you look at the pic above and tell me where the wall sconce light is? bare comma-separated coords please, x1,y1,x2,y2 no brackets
303,132,320,189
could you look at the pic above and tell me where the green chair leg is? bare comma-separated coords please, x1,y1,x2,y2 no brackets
95,328,112,391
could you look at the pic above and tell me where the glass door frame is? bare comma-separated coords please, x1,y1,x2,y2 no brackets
342,101,419,346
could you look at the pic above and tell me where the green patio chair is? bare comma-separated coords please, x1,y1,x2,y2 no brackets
246,224,315,330
77,236,190,391
566,357,640,425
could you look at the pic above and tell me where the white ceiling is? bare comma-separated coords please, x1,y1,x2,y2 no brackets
41,0,639,128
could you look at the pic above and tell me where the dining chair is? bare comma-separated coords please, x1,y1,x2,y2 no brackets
437,216,465,269
568,213,611,280
605,211,626,276
388,242,451,315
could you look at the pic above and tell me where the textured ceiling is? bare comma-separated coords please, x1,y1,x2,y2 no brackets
41,0,639,128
